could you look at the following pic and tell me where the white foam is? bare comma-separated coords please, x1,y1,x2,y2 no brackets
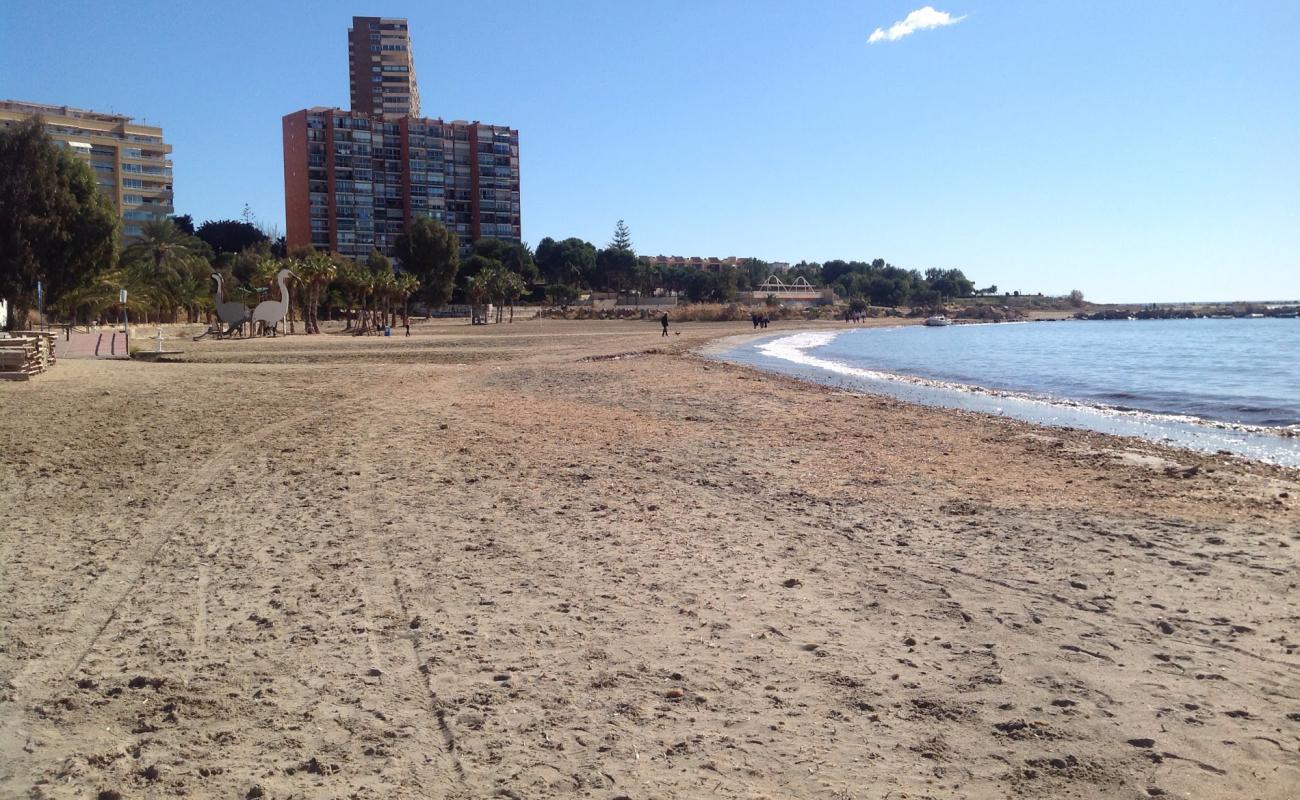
753,330,1300,441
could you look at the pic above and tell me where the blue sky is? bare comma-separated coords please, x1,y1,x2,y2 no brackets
3,0,1297,302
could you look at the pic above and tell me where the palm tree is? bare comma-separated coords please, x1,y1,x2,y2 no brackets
334,259,365,330
467,271,491,324
54,269,127,325
372,268,398,329
123,218,197,276
293,252,335,334
394,272,420,325
350,265,376,332
498,270,525,322
474,264,526,323
168,267,211,323
120,218,210,322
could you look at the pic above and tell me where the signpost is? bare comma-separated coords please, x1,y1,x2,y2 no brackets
119,288,129,353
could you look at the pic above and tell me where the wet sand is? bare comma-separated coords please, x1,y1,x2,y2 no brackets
1,318,1297,799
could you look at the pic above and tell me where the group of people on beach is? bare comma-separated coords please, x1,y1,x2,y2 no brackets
657,312,772,337
843,309,868,324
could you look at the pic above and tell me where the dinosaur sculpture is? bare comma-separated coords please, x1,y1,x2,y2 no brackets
251,269,297,337
210,273,251,337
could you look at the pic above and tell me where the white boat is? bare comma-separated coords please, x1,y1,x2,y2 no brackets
924,315,952,327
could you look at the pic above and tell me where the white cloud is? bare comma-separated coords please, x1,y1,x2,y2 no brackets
868,6,967,44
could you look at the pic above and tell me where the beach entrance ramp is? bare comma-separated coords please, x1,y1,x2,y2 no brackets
59,329,130,360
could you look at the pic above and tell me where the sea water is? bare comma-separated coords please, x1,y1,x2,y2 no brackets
719,318,1300,468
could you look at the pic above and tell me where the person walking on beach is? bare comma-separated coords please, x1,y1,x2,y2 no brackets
404,321,410,337
660,313,670,336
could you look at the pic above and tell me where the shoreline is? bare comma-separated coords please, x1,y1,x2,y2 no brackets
2,319,1297,798
704,324,1300,470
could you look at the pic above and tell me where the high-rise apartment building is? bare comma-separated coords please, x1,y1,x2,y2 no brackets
286,14,520,262
348,17,419,119
283,108,520,261
0,100,173,240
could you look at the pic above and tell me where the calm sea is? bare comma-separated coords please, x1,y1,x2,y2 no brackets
720,318,1300,467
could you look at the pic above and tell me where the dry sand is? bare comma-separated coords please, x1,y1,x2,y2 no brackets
0,318,1297,799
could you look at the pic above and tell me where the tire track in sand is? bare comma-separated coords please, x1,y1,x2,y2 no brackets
0,396,359,711
188,538,221,685
338,424,468,794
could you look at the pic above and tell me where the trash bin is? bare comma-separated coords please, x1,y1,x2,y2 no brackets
384,326,392,336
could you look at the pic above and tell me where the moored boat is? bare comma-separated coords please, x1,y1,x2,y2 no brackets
925,315,952,327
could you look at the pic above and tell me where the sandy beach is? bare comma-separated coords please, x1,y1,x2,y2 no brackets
1,318,1297,799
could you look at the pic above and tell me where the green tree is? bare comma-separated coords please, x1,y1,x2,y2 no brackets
394,272,420,325
924,268,974,301
610,219,633,252
466,269,492,323
591,219,638,292
292,248,336,334
374,267,398,328
124,217,200,276
595,248,638,292
457,253,496,301
229,240,276,285
366,248,391,275
394,217,459,309
545,284,579,309
195,219,268,256
744,258,773,288
472,262,526,323
472,238,537,283
118,218,215,323
0,118,119,329
535,236,597,287
334,257,371,331
364,249,396,328
716,266,739,303
497,268,526,322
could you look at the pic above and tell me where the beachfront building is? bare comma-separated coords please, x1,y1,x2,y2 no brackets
640,255,752,275
0,100,173,241
283,108,520,261
348,16,420,120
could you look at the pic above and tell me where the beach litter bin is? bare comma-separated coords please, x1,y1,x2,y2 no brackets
384,326,392,336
